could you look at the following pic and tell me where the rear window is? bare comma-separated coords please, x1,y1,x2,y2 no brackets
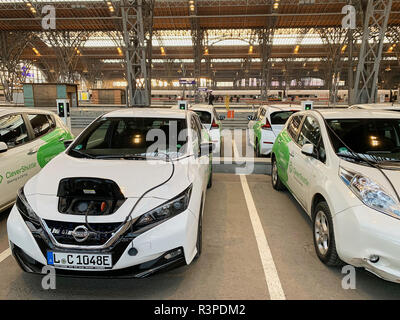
270,111,299,125
193,111,212,124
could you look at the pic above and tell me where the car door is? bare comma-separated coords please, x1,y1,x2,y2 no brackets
0,113,35,208
253,107,266,148
26,113,71,169
248,107,262,147
274,114,303,192
290,115,326,210
193,115,210,186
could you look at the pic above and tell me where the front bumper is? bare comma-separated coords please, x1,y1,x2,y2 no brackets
335,205,400,283
7,204,198,278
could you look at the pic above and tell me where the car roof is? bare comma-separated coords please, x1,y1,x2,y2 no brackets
305,108,400,119
103,107,188,119
0,107,52,117
263,105,302,112
189,104,214,113
351,103,400,110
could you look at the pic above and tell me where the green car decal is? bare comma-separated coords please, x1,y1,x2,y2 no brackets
37,128,74,168
272,129,310,188
272,129,292,184
253,121,262,151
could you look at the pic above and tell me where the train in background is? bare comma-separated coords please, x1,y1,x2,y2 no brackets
149,89,398,104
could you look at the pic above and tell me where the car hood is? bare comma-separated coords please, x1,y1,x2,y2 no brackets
24,153,192,199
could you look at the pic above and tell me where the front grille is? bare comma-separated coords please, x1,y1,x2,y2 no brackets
44,220,124,246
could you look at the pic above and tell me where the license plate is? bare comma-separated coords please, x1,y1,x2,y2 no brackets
47,251,112,270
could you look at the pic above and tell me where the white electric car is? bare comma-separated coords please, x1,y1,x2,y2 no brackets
7,108,213,277
190,104,223,155
0,108,73,212
271,109,400,283
248,105,301,156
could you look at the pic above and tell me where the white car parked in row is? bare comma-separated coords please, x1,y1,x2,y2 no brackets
271,109,400,283
190,104,223,155
0,108,73,212
7,108,213,277
248,105,301,156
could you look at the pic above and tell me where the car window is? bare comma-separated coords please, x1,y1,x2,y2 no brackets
213,108,219,121
190,116,201,154
327,118,400,162
0,114,30,148
298,116,326,163
28,114,54,138
298,116,321,147
193,110,212,124
255,108,262,120
287,115,303,140
270,111,299,125
69,117,188,158
259,108,266,120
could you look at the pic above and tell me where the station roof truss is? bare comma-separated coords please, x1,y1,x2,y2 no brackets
2,0,400,88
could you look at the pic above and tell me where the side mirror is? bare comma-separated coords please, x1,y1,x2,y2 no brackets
301,143,315,157
0,142,8,153
63,140,74,149
200,142,215,156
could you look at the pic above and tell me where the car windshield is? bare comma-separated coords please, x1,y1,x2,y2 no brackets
270,111,299,125
193,111,212,124
326,118,400,163
68,117,188,159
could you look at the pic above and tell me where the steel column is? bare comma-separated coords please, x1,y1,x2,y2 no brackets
121,0,154,107
353,0,392,104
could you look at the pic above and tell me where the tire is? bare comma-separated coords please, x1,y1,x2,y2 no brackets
255,139,261,157
194,202,203,259
207,168,213,189
312,201,343,267
271,156,285,191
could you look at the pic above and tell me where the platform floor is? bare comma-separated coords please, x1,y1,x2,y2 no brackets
1,174,400,299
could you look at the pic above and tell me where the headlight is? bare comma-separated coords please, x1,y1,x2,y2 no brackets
339,167,400,219
134,184,193,229
16,188,41,229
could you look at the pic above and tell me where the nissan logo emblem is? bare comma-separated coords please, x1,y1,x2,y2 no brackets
72,225,90,243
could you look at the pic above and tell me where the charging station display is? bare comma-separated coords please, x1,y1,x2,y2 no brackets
57,99,71,129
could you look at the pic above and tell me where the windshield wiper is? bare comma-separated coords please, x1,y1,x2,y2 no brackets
69,149,96,159
95,154,147,160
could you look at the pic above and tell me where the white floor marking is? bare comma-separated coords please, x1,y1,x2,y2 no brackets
0,248,11,264
232,135,241,159
240,175,286,300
